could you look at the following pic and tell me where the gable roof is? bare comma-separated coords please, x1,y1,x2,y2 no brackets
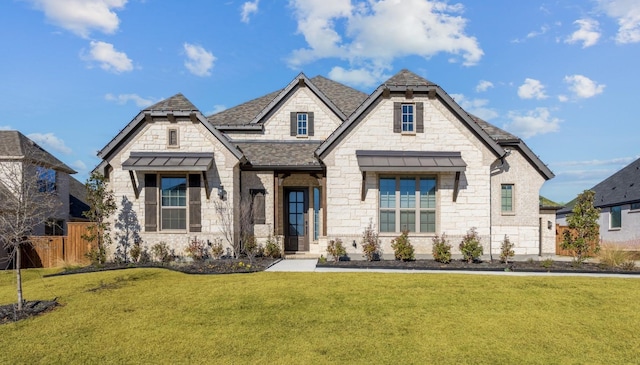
96,94,244,169
207,74,368,129
236,141,323,170
0,131,76,174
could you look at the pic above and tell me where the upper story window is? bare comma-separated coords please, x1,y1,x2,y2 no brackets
167,128,179,148
297,113,308,136
36,167,56,193
501,184,514,213
610,205,622,229
401,104,414,133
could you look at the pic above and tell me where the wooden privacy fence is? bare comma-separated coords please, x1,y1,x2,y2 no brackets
555,224,598,257
23,222,93,268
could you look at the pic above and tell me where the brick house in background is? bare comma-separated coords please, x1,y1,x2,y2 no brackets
95,69,556,258
0,131,87,268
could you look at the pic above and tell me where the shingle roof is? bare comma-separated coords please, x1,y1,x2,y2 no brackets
207,90,281,127
236,141,323,169
0,131,76,173
308,75,367,117
382,69,436,87
469,115,518,141
145,93,198,111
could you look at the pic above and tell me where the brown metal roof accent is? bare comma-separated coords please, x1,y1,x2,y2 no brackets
356,150,466,172
122,152,214,171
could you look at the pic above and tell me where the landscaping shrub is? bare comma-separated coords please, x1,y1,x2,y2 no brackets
243,235,258,262
327,238,347,262
541,258,554,270
130,239,142,263
432,233,452,264
459,227,483,263
620,259,636,271
151,242,173,264
500,235,515,264
598,243,632,269
361,221,381,261
264,234,281,259
185,237,207,261
210,239,225,260
391,230,414,262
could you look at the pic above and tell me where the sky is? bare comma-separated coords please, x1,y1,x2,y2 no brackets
1,0,639,204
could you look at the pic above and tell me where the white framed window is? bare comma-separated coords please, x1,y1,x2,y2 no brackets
610,205,622,229
167,128,179,147
161,176,187,230
379,176,436,233
401,104,414,133
297,113,308,136
501,184,514,214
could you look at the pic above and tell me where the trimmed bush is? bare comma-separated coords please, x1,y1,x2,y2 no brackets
432,233,452,264
210,239,225,259
391,230,414,262
500,235,515,264
264,234,282,259
361,221,381,261
151,242,173,264
327,238,347,262
185,237,207,261
459,228,483,263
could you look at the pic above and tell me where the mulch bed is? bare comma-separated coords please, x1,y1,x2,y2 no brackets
316,258,640,274
0,299,59,325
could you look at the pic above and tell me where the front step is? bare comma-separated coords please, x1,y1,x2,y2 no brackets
284,252,321,259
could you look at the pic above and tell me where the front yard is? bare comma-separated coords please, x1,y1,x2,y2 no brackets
1,268,639,364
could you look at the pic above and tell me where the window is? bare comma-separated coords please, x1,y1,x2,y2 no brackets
313,187,321,241
610,205,622,229
36,167,56,193
379,177,436,233
401,104,414,132
297,113,308,136
167,128,179,147
631,202,640,211
161,177,187,230
501,184,514,213
45,219,64,236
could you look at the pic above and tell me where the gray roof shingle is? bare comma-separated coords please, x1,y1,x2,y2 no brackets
0,131,76,173
382,69,436,87
236,141,323,169
145,93,198,111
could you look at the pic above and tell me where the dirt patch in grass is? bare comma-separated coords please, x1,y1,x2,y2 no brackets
1,299,59,324
317,258,640,274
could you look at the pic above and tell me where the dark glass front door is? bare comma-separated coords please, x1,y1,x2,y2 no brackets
285,189,308,251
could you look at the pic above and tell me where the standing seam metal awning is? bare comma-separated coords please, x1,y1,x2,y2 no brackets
355,150,466,172
122,152,214,171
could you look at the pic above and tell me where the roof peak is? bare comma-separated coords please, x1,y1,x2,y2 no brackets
145,93,198,111
383,69,436,87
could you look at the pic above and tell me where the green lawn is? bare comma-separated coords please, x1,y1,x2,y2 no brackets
1,268,639,364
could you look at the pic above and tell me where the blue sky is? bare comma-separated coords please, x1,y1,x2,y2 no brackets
1,0,639,204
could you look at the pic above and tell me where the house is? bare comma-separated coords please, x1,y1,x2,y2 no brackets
96,69,556,258
557,157,640,245
0,131,82,268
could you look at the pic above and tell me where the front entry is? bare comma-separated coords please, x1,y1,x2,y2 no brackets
285,188,308,251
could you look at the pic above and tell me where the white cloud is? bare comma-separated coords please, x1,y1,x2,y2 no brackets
287,0,483,76
27,132,72,155
84,41,133,73
183,43,216,77
105,93,155,107
450,93,499,121
553,156,637,167
206,105,227,115
504,107,561,138
328,66,388,88
517,78,547,100
475,80,494,92
27,0,127,38
0,125,12,130
557,95,569,102
71,160,87,171
564,75,605,98
565,18,600,48
241,0,260,23
598,0,640,44
527,25,549,39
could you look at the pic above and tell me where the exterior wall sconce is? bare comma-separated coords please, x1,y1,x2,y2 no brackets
218,185,225,200
547,220,552,230
352,240,357,248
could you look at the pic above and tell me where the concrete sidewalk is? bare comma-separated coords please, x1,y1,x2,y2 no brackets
265,258,640,278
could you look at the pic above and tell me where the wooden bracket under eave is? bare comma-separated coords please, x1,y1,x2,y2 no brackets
428,89,437,100
405,89,414,99
167,113,176,123
144,112,153,124
453,171,460,202
382,88,391,99
202,171,210,200
298,78,305,87
129,170,139,199
361,171,366,201
189,112,198,123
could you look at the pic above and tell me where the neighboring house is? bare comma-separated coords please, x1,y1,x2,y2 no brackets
96,69,556,258
557,157,640,245
0,131,81,268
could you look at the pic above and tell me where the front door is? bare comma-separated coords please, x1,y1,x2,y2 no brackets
285,189,308,251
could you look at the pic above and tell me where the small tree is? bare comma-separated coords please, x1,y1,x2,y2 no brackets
0,145,64,310
459,227,483,263
327,238,346,262
361,220,381,261
561,190,600,265
432,233,452,264
500,235,515,264
391,230,415,261
82,171,117,265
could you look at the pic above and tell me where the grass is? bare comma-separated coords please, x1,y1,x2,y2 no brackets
1,268,640,364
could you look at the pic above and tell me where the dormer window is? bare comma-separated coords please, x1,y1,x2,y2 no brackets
297,113,308,136
168,128,179,148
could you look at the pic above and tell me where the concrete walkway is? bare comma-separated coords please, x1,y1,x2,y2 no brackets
265,258,640,278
